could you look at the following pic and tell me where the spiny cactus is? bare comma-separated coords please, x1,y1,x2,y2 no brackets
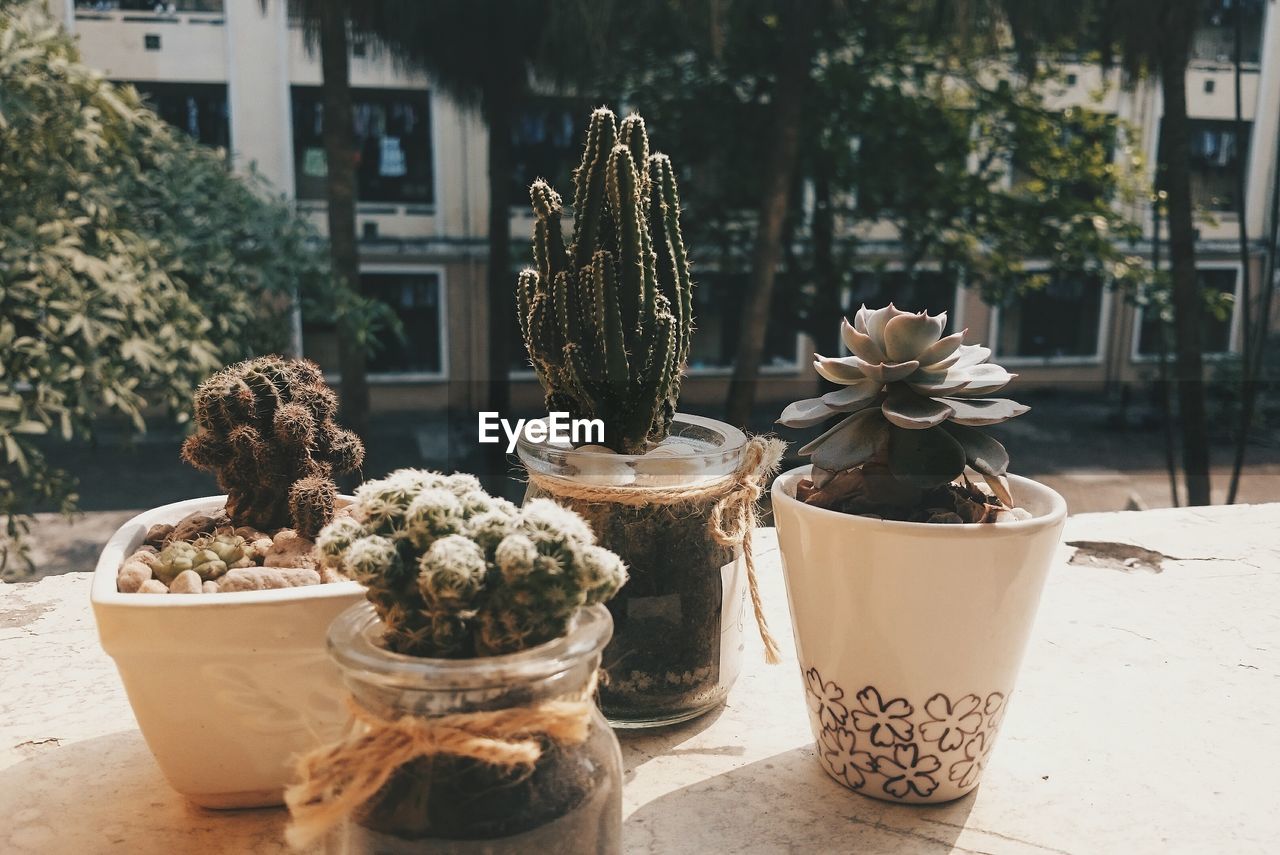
318,469,627,658
779,305,1028,509
518,107,694,454
180,357,364,538
153,533,251,584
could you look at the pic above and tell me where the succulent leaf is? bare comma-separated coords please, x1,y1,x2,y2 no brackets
777,397,838,429
941,423,1010,477
881,312,946,362
940,397,1030,426
802,409,888,472
887,425,967,489
881,387,955,430
821,380,882,408
840,318,888,363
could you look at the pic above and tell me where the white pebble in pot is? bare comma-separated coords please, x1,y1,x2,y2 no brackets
168,570,203,594
633,442,713,486
571,445,636,487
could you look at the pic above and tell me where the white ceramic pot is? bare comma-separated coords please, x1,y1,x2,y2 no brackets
90,496,364,809
771,466,1066,804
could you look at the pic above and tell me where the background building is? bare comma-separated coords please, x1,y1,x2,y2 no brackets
55,0,1280,416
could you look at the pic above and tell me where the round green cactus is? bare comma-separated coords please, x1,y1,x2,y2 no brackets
153,533,248,584
320,469,627,658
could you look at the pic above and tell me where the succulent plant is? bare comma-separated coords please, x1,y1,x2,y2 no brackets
518,107,693,454
319,470,627,657
180,356,364,538
778,304,1028,509
153,533,250,584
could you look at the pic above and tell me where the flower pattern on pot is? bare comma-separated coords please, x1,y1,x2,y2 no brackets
948,730,996,789
919,693,984,751
851,685,914,747
874,743,942,799
802,665,1008,800
984,691,1006,730
806,667,850,731
818,727,875,789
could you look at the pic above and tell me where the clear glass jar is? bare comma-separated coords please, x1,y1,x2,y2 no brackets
325,602,621,854
517,413,750,728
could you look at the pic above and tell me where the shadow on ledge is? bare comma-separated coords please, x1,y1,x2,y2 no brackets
0,731,291,854
624,745,979,853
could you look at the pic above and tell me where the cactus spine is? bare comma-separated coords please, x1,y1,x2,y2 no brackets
180,356,364,538
520,107,694,454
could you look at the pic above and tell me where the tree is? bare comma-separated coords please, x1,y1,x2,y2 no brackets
726,0,822,426
292,1,608,485
0,2,381,572
960,0,1214,503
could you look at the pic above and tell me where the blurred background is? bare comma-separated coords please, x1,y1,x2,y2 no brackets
3,0,1278,577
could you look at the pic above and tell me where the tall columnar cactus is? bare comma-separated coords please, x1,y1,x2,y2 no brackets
518,107,694,454
181,357,364,538
317,469,627,658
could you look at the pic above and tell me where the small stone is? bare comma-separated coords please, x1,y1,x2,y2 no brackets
264,530,318,569
143,524,174,549
137,580,168,594
127,548,160,569
169,512,219,544
116,561,153,593
217,567,322,592
202,581,219,594
234,526,271,543
244,536,275,563
168,570,203,594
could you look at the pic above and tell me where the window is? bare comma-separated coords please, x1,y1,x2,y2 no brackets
510,98,587,204
843,270,957,330
687,271,801,371
303,270,445,377
1163,118,1252,212
1191,0,1264,65
1136,267,1237,357
291,87,434,205
996,272,1104,359
127,82,229,149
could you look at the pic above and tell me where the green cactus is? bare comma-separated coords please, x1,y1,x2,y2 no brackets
180,356,364,538
519,107,693,454
153,533,249,584
320,470,627,658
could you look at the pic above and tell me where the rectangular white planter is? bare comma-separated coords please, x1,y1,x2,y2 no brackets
771,468,1066,803
90,496,364,808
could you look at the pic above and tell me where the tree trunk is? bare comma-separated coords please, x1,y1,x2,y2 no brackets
1227,5,1255,504
482,86,514,488
1158,34,1212,505
810,155,841,357
1152,198,1180,507
318,0,369,438
725,0,819,428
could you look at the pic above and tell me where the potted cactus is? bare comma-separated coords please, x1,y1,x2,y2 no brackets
90,356,367,808
286,470,627,853
515,106,780,728
771,305,1067,803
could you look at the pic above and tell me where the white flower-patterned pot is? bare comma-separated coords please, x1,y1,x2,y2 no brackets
771,466,1066,803
90,496,364,809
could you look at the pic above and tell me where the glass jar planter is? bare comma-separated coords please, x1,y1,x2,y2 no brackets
518,413,750,728
322,602,621,853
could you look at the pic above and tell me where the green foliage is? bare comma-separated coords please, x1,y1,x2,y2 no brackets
779,305,1027,498
0,2,388,572
180,357,364,538
519,107,693,453
597,1,1147,304
318,469,627,657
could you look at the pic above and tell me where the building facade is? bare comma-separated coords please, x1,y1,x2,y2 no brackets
56,0,1280,415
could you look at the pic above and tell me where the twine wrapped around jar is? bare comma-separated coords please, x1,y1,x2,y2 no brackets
524,435,786,665
284,678,597,849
